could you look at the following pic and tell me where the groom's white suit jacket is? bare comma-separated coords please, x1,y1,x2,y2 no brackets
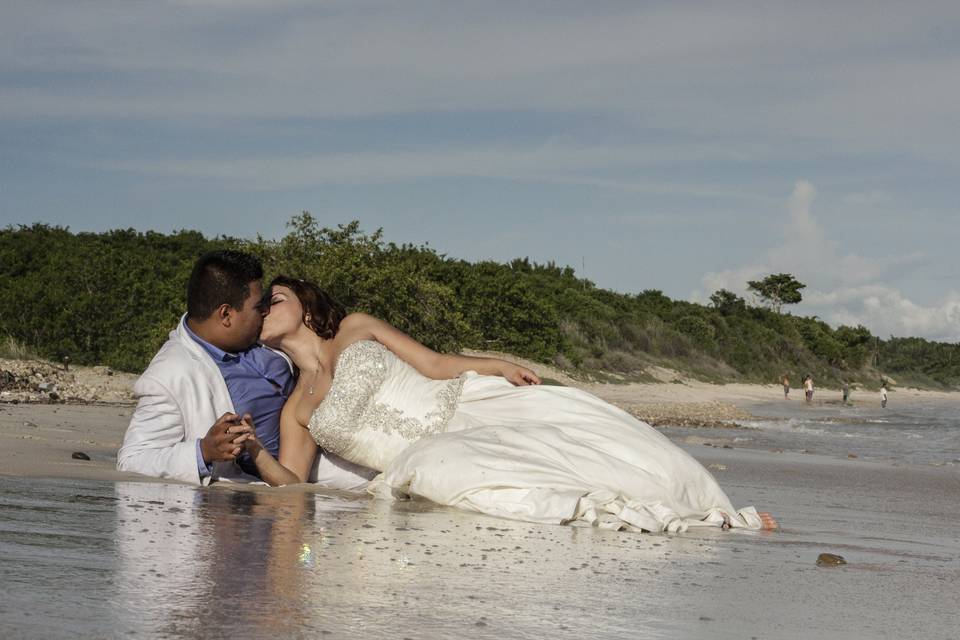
117,315,375,487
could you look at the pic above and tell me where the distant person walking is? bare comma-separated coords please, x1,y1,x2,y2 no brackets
782,375,790,399
880,382,888,409
803,375,814,402
842,381,850,404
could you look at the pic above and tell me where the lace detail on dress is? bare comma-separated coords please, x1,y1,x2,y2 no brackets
362,376,464,441
307,340,464,460
308,341,387,453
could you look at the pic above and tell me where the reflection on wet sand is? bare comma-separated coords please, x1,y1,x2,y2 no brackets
112,482,364,637
109,480,734,638
5,446,960,639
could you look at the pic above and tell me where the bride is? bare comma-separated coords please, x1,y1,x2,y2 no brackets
237,276,777,533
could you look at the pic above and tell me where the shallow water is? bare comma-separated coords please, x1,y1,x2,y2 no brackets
667,396,960,466
2,468,958,639
0,476,741,639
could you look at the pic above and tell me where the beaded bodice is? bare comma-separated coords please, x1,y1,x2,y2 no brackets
307,340,464,471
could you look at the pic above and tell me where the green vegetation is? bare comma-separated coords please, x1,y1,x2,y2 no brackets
747,273,806,313
2,215,958,388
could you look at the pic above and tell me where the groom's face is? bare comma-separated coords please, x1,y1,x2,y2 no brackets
226,280,265,350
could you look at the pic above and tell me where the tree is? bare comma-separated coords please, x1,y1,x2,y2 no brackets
746,273,806,314
709,289,746,315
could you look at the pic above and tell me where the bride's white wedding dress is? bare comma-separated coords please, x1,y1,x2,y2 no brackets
308,340,762,533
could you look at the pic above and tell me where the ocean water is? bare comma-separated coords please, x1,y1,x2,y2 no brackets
666,396,960,466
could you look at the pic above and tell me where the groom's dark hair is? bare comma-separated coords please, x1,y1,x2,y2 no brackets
187,250,264,320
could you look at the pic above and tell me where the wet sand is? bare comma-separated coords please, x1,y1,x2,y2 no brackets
1,401,958,638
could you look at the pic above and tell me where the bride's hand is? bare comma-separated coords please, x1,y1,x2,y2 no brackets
226,414,261,452
499,362,541,386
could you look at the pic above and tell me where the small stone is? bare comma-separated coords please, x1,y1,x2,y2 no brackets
722,444,733,449
71,451,91,461
847,453,858,459
816,553,847,566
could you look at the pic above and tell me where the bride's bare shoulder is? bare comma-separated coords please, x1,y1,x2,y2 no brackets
334,313,380,346
338,312,377,330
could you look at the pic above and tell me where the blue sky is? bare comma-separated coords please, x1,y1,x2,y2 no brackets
2,1,959,340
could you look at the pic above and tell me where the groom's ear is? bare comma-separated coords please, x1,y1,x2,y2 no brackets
217,303,233,327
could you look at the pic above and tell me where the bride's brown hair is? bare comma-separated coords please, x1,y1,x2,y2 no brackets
268,276,346,339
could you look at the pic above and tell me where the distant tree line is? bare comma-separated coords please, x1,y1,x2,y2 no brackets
2,215,957,388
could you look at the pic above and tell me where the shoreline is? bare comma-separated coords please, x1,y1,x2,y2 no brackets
2,352,958,484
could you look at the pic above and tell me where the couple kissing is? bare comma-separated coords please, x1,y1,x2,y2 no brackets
119,250,776,533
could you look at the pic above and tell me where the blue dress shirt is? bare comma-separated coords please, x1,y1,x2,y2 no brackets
184,322,293,479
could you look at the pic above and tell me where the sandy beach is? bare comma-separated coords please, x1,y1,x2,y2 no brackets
1,352,953,478
1,358,958,639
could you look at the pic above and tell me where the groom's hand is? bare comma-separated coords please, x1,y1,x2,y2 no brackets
200,413,251,464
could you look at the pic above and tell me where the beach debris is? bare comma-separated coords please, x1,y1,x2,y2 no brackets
816,553,847,566
707,463,727,471
0,358,135,404
847,453,858,459
71,451,91,461
623,401,753,429
0,370,16,388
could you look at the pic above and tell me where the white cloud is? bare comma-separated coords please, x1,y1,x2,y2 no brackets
810,287,960,342
698,180,958,341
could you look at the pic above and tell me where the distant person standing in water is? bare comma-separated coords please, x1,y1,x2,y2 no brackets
842,381,850,404
880,382,888,408
782,375,790,399
803,375,814,402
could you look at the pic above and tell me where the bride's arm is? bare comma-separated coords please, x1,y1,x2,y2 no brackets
341,313,541,385
242,403,318,486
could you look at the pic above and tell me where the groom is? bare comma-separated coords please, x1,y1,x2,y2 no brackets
117,249,375,487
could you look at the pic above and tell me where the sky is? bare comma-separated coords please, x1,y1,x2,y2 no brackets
2,1,959,341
